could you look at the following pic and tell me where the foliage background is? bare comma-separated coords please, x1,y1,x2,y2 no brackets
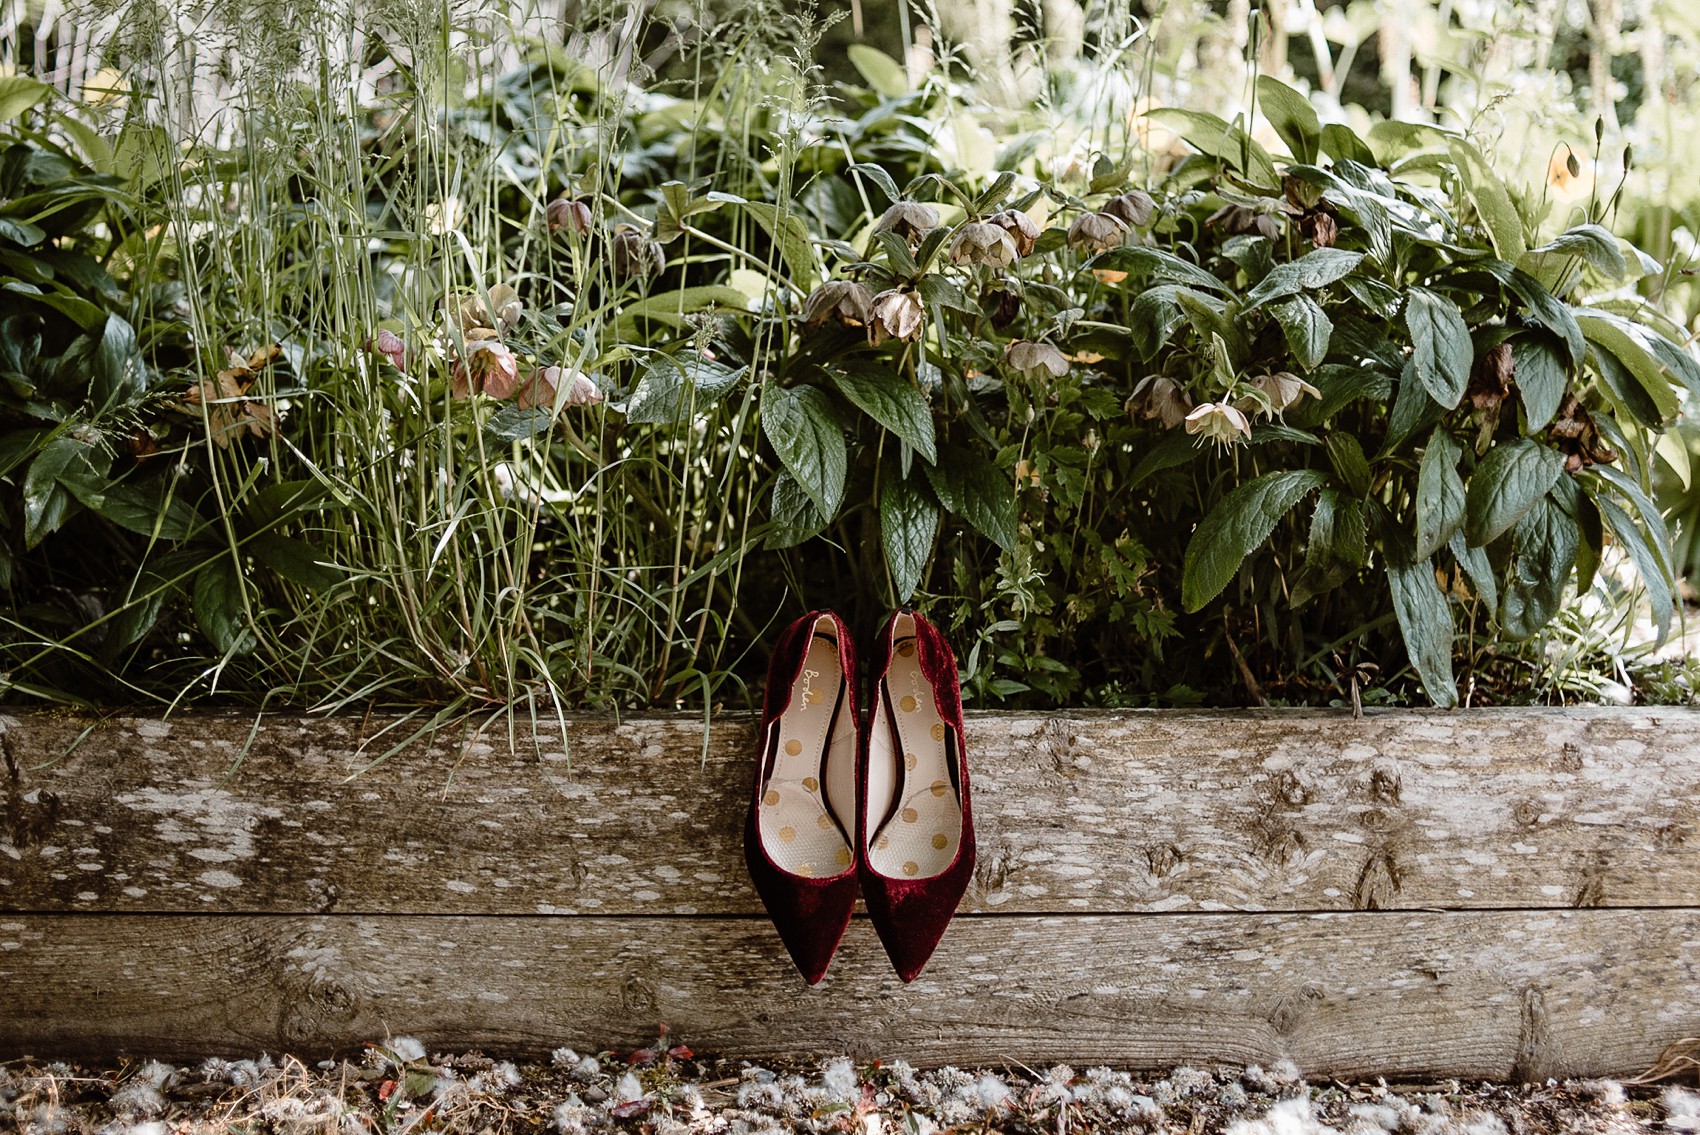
0,0,1696,717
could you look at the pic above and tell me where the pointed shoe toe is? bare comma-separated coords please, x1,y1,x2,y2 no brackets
859,608,975,983
746,610,862,985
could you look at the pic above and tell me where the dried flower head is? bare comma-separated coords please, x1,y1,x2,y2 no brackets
948,221,1019,267
1207,198,1300,240
186,344,280,448
800,280,875,328
981,286,1022,330
1066,211,1129,253
1002,340,1070,382
612,224,665,279
518,365,602,411
452,335,520,400
1101,190,1156,228
367,328,407,371
1126,374,1193,429
1251,371,1321,415
1299,210,1339,248
868,288,925,345
873,200,940,245
547,197,594,236
1549,393,1618,473
1184,401,1252,446
1469,342,1514,413
987,209,1041,256
451,284,522,333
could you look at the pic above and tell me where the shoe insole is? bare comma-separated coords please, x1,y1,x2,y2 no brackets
868,629,963,880
758,622,855,878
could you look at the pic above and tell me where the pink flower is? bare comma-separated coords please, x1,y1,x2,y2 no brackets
367,329,406,371
452,337,520,400
517,366,602,410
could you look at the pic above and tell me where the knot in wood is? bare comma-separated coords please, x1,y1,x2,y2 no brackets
1510,799,1541,828
621,975,658,1016
1654,822,1691,851
1369,763,1402,804
1143,842,1183,879
973,846,1012,895
1558,742,1583,772
1273,769,1314,807
5,785,59,850
1351,849,1402,910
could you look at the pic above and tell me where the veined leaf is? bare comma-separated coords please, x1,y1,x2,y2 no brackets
923,443,1015,552
1500,494,1578,639
251,532,341,592
1144,107,1278,187
1577,312,1683,423
1598,496,1675,644
829,361,937,464
1404,287,1471,408
1088,246,1229,293
880,460,938,603
1464,438,1564,547
193,556,252,656
766,470,829,549
1256,76,1321,164
1416,428,1465,559
1511,333,1567,432
1384,523,1458,708
1181,468,1327,611
742,201,817,293
761,384,846,520
1243,248,1364,310
1270,294,1332,371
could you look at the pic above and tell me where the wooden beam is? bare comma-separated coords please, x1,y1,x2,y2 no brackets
1,908,1695,1078
3,708,1697,915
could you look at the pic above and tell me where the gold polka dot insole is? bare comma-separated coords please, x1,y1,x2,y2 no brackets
868,635,962,880
758,626,853,878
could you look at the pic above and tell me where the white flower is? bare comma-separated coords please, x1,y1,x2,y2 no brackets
1184,401,1252,445
1250,371,1320,415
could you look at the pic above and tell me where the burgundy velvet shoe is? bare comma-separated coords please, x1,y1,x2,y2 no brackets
745,610,861,985
859,608,975,982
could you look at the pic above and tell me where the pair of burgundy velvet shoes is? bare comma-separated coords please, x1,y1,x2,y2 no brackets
744,607,975,985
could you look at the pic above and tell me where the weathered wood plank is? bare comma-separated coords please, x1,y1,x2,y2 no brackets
2,708,1697,914
2,909,1696,1078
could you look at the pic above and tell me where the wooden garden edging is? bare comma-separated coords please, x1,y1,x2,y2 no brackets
1,707,1697,1077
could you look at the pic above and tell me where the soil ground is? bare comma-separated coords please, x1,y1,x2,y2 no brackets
6,1043,1700,1134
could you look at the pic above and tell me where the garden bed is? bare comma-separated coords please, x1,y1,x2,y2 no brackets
2,707,1696,1078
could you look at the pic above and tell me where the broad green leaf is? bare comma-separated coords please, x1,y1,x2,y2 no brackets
484,405,555,442
622,353,745,424
1464,261,1583,364
89,481,201,541
766,470,829,549
1181,468,1327,611
0,76,50,122
849,163,900,206
1126,286,1189,359
251,532,341,592
1416,428,1465,560
742,202,817,293
761,384,846,520
1243,248,1364,310
1384,357,1442,455
1256,76,1321,164
1325,434,1370,498
1270,294,1332,371
847,44,909,98
1576,313,1682,422
1144,107,1278,186
1404,287,1472,408
1449,138,1526,262
1522,223,1627,280
1385,525,1458,708
1589,463,1675,571
1510,334,1567,432
1088,246,1229,292
1500,494,1579,639
1644,333,1700,399
193,556,252,655
0,216,45,246
22,439,78,547
1464,438,1564,547
1293,488,1366,604
880,462,938,603
923,443,1015,552
616,286,751,332
1598,496,1674,644
1590,342,1665,428
1128,429,1200,486
829,361,936,463
1320,123,1377,165
1448,529,1498,611
93,313,143,406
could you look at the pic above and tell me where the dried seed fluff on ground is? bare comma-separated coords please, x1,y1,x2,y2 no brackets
1,1047,1693,1134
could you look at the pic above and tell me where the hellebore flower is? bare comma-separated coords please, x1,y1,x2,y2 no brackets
1207,197,1300,241
1185,401,1252,446
1066,211,1129,253
518,365,602,411
1101,190,1156,228
546,198,594,236
186,344,280,448
947,220,1019,267
873,200,940,245
1126,374,1193,429
1300,210,1339,248
987,209,1042,257
1002,340,1070,382
800,280,875,328
451,284,523,333
1251,371,1321,415
867,288,924,345
452,332,520,400
367,329,407,371
981,286,1022,330
1549,393,1619,473
612,224,665,279
1469,342,1514,413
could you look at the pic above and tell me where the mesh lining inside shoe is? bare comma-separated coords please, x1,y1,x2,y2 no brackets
867,620,963,880
757,620,855,878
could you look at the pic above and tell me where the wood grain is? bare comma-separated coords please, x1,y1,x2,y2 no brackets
2,708,1697,915
2,908,1696,1077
